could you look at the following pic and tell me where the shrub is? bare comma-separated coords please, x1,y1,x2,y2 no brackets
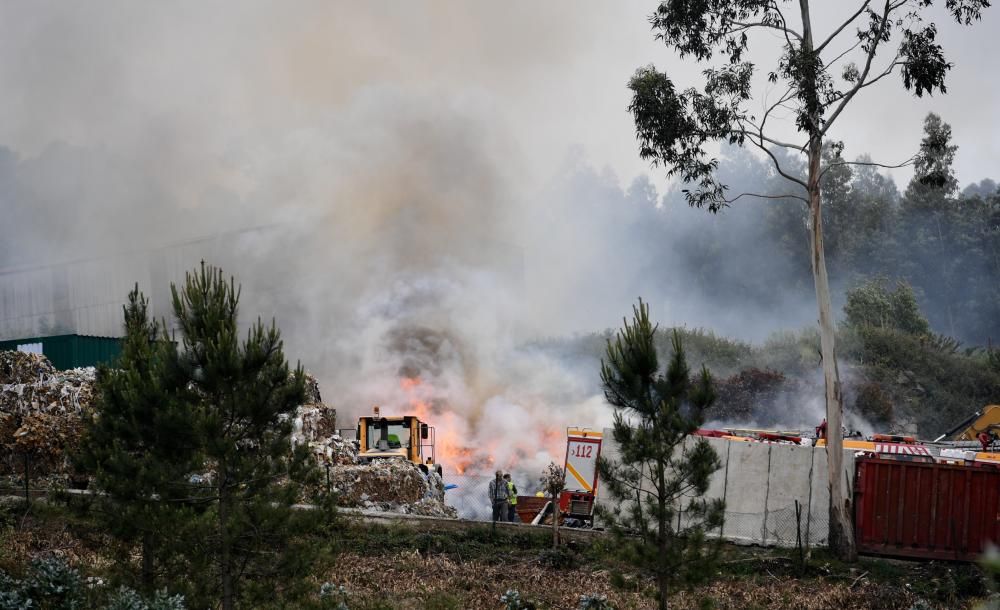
0,572,33,610
20,557,85,610
538,546,577,569
851,326,1000,435
500,589,536,610
0,557,84,610
422,591,461,610
711,367,787,423
318,582,350,610
844,277,930,336
578,594,614,609
854,382,893,424
105,587,186,610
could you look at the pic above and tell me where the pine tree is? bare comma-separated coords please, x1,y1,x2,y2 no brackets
596,301,724,610
169,263,322,610
76,285,200,592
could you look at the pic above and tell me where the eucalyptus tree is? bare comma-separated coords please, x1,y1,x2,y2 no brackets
628,0,989,559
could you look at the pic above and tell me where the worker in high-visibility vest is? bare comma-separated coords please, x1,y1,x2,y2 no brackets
504,473,518,522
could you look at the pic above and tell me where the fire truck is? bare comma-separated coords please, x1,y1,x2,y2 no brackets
515,427,604,526
559,428,603,524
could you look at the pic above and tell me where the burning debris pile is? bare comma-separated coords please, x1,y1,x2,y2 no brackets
0,351,96,478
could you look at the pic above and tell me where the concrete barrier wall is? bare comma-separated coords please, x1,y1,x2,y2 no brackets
596,429,855,547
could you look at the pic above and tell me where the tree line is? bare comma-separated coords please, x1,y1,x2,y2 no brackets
570,110,999,349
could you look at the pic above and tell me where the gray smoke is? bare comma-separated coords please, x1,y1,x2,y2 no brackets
0,2,993,475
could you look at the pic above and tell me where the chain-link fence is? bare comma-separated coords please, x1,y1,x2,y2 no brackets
721,503,829,548
438,473,548,523
441,473,506,521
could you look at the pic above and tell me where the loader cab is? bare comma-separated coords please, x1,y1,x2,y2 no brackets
357,407,435,465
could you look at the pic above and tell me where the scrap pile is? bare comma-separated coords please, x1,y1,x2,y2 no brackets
293,373,339,446
306,433,359,466
0,351,96,478
328,460,426,505
292,373,360,466
327,459,456,518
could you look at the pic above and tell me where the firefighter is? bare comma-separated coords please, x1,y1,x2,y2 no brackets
488,470,508,522
979,431,992,452
815,418,828,440
504,473,518,522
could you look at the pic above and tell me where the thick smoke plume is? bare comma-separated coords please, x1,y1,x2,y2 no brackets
1,3,994,480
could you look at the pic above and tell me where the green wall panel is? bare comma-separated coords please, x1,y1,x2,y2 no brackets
0,334,122,370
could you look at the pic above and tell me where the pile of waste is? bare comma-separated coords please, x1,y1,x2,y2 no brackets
292,374,338,442
292,372,352,467
328,459,456,518
0,352,339,481
0,351,96,477
328,460,426,505
307,434,359,466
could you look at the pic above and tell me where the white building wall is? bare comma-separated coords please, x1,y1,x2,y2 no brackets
596,429,856,547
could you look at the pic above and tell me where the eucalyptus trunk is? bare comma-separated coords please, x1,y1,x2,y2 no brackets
800,0,857,561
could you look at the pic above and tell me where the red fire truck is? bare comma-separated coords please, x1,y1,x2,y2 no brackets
515,427,604,526
559,427,603,524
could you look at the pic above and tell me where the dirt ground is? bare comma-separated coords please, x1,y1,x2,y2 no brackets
321,549,991,610
2,501,995,610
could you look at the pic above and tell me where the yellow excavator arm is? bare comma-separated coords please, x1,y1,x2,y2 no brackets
942,405,1000,441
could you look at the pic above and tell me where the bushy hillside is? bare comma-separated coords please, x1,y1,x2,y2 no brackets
535,317,1000,438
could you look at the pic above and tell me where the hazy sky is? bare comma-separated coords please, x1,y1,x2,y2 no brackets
0,1,996,207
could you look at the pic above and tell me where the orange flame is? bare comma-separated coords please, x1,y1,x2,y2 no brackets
396,375,488,475
392,376,570,478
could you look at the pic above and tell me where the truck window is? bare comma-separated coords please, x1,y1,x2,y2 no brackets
368,421,410,450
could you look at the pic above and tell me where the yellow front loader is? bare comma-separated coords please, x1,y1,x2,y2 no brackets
356,407,436,466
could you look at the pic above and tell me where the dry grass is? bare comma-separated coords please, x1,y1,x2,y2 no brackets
321,550,982,610
0,501,116,576
1,504,992,610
